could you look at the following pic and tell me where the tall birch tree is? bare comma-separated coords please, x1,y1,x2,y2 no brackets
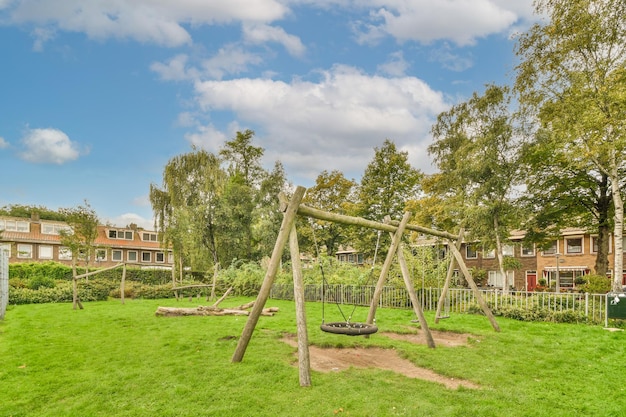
515,0,626,291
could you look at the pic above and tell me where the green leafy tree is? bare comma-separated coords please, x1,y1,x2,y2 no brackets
150,149,225,273
429,85,520,292
0,204,67,221
518,128,614,275
252,161,289,260
353,139,422,256
515,0,626,291
58,201,99,310
301,170,357,256
219,129,265,262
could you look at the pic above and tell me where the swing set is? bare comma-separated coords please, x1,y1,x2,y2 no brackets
313,226,382,336
230,186,500,387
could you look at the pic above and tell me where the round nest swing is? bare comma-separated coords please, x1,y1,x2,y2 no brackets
320,321,379,336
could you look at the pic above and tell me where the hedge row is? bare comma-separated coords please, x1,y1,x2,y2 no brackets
9,262,176,285
468,303,589,324
6,279,204,305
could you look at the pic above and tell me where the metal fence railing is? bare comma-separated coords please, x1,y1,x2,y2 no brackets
269,284,609,324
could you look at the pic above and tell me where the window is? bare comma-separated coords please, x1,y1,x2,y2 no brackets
127,251,138,262
521,243,535,257
543,241,558,255
503,245,514,256
42,223,72,235
142,232,158,242
156,252,165,263
39,245,53,259
591,236,611,254
142,252,152,262
465,244,478,259
112,250,123,262
95,249,107,262
483,248,495,259
2,220,30,232
17,244,33,259
168,252,174,263
108,230,134,240
566,237,583,254
59,247,72,260
488,270,514,288
0,243,11,257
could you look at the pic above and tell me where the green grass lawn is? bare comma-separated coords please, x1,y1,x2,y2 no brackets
1,297,625,417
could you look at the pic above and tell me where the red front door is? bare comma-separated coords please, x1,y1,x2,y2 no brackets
527,272,537,292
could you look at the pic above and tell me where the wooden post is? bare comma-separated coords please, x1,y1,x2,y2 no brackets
396,240,436,348
289,223,311,387
366,212,411,326
72,261,84,310
448,242,501,332
232,186,306,363
120,263,127,305
435,228,464,323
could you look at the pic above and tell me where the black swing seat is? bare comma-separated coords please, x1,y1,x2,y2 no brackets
320,322,378,336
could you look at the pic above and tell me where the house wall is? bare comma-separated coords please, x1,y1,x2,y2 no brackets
0,215,172,270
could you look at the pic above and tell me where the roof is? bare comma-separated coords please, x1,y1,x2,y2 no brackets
0,216,168,251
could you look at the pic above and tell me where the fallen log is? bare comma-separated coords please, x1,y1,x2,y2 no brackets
155,305,279,317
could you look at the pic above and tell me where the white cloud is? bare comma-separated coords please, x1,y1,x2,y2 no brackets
6,0,289,47
352,0,533,46
106,212,155,230
191,65,449,181
184,123,228,150
429,44,474,72
151,46,264,81
200,45,264,80
150,54,198,81
243,23,306,57
19,127,82,164
0,136,8,149
377,50,409,76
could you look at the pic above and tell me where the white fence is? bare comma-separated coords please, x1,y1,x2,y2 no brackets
269,284,609,324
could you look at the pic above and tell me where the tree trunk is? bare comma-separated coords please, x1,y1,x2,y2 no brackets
610,165,624,292
494,216,509,294
155,305,278,317
595,173,611,276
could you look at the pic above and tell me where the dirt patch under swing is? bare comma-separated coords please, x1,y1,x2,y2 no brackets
282,329,480,390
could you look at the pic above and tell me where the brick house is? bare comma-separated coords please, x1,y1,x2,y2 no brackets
0,214,173,269
420,228,624,292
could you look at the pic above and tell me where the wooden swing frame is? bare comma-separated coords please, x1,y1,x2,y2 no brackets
230,185,500,387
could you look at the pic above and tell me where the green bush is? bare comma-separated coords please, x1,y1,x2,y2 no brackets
27,275,57,290
10,262,73,280
134,284,175,299
8,278,28,289
8,279,114,305
578,274,611,294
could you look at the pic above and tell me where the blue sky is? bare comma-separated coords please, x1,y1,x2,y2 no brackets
0,0,536,229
